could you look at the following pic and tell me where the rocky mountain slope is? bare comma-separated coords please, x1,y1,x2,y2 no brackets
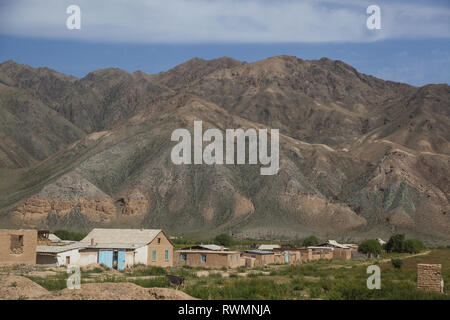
0,56,448,243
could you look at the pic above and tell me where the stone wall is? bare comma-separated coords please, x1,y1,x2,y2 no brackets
417,264,443,293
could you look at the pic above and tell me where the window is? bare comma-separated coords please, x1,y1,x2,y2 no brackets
201,254,206,263
66,256,71,265
230,255,233,263
165,249,169,262
157,238,161,244
10,235,24,254
181,253,187,261
152,249,157,262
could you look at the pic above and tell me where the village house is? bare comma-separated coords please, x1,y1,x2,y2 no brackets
36,243,82,266
36,228,174,269
307,246,334,260
0,229,37,265
272,246,303,264
174,244,242,268
78,228,173,269
316,240,354,260
241,250,275,267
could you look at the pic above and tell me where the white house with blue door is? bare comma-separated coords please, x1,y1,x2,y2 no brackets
78,228,173,270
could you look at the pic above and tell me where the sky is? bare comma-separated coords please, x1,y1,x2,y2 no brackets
0,0,449,86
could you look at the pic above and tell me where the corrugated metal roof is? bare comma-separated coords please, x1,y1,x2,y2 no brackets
182,244,229,251
257,244,281,251
308,246,334,250
244,250,273,255
176,250,239,254
80,228,162,248
318,240,350,249
37,243,83,254
48,234,62,242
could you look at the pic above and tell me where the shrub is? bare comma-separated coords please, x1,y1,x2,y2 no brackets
391,258,403,269
213,234,234,247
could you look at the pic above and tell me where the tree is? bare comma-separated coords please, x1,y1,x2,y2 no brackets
53,229,87,241
302,235,319,247
358,239,382,256
403,238,424,254
213,234,234,247
385,234,405,253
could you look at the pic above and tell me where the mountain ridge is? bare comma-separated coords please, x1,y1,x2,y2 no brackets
0,56,448,244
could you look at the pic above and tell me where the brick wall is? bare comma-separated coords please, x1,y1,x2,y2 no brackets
0,229,37,265
417,264,443,293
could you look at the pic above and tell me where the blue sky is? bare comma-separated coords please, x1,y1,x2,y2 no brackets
0,0,449,86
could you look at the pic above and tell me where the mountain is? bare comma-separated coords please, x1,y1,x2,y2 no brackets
0,56,448,244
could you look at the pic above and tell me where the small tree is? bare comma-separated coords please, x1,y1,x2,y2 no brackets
302,235,319,247
385,234,405,253
214,234,233,247
358,239,382,257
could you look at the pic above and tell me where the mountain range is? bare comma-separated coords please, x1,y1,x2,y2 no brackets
0,56,448,243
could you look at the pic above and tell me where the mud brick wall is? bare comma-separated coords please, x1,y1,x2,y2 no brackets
417,264,442,293
0,229,37,265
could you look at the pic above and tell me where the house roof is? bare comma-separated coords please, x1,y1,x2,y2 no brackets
80,228,163,248
37,243,84,254
308,246,334,250
319,240,351,249
257,244,281,251
182,244,228,251
244,250,273,255
48,233,62,242
176,250,239,254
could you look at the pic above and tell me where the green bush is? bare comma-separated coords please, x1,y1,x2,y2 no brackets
358,239,382,256
403,239,424,254
214,234,234,247
391,258,403,269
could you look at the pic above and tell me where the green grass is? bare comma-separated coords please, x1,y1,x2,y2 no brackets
123,265,167,277
130,277,171,288
26,273,69,291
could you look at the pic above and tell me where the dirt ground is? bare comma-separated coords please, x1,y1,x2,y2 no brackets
0,275,196,300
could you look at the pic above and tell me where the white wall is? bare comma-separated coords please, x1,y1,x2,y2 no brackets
135,246,148,265
78,251,98,266
56,249,80,266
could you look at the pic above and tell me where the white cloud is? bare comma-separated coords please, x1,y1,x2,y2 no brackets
0,0,448,43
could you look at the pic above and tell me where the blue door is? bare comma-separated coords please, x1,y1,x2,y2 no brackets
284,252,290,263
99,250,113,268
117,251,126,270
